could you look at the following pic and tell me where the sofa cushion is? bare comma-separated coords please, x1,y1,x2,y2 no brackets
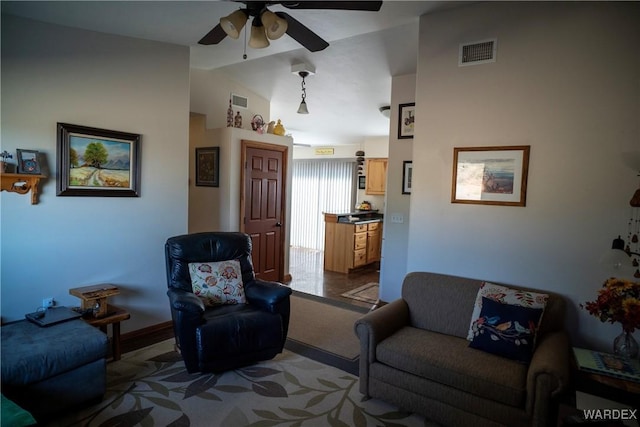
1,319,107,386
375,326,528,407
469,297,544,363
467,282,548,341
197,309,282,360
188,260,246,306
402,272,480,338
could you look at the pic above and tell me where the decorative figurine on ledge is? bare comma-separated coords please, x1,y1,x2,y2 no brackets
251,115,266,134
273,119,285,136
0,151,13,173
234,111,243,128
226,99,234,128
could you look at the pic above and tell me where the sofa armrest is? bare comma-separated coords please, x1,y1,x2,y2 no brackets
354,299,410,396
244,279,292,313
167,288,205,314
526,330,570,420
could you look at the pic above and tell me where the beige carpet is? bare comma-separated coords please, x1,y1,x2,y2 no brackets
286,293,368,373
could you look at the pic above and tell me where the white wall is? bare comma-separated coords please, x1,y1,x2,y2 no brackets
190,68,271,131
188,120,294,278
379,74,415,302
1,16,190,330
406,2,639,351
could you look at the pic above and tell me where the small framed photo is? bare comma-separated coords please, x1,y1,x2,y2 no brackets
358,175,366,190
16,149,42,174
398,103,415,139
57,123,141,197
196,147,220,187
402,161,413,194
451,145,530,206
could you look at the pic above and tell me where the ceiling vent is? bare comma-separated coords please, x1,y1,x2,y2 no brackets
231,93,248,109
459,38,497,66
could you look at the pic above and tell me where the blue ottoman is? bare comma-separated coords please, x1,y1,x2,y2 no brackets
1,318,108,421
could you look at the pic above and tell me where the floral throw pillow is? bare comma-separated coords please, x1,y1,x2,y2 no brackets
188,260,246,306
469,297,544,363
466,282,548,341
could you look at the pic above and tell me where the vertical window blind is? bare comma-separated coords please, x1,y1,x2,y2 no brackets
291,159,356,251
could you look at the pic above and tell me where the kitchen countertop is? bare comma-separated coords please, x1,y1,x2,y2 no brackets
324,210,383,224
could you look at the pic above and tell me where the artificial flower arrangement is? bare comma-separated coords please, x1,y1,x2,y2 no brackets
582,277,640,333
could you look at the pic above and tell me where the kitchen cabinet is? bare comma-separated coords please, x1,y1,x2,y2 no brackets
365,158,387,195
323,212,383,274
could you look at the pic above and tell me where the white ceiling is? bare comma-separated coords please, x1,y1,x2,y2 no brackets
2,1,467,146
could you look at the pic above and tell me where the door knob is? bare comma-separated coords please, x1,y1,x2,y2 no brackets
275,222,282,227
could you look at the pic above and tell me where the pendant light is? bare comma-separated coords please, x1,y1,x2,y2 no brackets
297,71,309,114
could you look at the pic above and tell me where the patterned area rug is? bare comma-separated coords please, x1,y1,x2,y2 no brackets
341,282,379,304
46,339,433,427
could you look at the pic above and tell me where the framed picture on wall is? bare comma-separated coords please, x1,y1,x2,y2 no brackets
195,147,220,187
16,149,42,174
451,145,530,206
398,103,415,139
56,123,141,197
358,175,366,190
402,161,413,194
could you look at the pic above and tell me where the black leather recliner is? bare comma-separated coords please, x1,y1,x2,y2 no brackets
165,232,292,373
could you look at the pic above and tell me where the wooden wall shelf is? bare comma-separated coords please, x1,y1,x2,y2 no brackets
0,172,46,204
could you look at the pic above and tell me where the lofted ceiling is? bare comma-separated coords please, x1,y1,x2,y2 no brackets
1,1,467,146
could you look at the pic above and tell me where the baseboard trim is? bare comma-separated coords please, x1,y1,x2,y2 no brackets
121,320,173,346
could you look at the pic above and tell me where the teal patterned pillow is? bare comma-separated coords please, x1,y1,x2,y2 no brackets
188,260,246,306
469,297,544,363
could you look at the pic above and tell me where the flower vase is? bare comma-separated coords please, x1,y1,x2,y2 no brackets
613,330,639,359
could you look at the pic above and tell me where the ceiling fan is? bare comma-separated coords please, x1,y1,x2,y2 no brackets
199,1,383,52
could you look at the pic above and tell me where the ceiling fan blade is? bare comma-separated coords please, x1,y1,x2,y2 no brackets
277,11,329,52
198,24,228,45
280,1,382,11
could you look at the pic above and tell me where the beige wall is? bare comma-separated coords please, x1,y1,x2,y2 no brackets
405,2,639,351
1,15,190,329
190,69,271,131
379,74,416,302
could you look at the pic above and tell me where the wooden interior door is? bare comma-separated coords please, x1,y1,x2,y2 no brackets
241,141,287,282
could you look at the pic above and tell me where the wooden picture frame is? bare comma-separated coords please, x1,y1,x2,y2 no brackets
57,123,141,197
16,149,42,174
402,161,412,194
358,175,366,190
195,147,220,187
451,145,530,206
398,103,415,139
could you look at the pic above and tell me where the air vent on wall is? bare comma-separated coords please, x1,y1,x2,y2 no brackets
459,38,497,66
231,93,248,109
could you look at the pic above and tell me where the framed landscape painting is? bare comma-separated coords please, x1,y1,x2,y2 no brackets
57,123,141,197
451,145,530,206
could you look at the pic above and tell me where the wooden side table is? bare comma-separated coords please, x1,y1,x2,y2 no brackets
82,304,130,361
568,347,640,425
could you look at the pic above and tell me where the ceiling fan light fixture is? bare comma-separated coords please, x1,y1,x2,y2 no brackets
261,10,288,40
220,9,248,39
248,18,270,49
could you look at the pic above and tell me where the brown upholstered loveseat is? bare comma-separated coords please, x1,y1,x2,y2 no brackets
355,272,570,427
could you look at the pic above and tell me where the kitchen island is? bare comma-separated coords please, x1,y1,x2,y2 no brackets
324,211,383,274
